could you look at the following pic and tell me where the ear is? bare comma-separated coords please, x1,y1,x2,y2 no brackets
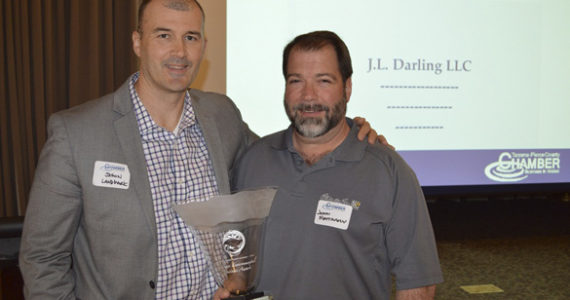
344,77,352,102
132,30,142,58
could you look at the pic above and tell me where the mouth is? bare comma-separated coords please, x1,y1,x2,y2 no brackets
166,63,188,72
164,58,192,76
167,64,187,69
296,103,328,114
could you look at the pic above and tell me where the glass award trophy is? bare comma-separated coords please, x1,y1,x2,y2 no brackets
174,187,277,300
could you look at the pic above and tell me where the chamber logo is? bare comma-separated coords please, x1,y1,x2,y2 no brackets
484,151,560,182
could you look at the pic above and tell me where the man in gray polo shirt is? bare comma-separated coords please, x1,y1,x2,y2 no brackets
216,30,443,300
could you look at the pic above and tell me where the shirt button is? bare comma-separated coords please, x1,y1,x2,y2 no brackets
149,280,155,289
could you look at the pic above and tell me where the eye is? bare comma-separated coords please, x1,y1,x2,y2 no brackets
185,35,198,41
287,79,301,84
157,33,169,39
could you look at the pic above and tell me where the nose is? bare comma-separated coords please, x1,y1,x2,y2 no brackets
172,39,186,57
301,82,316,101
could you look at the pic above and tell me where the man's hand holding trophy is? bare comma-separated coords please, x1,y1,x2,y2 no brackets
174,187,277,300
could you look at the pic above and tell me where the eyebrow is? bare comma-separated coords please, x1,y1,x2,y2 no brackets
152,27,172,33
286,73,338,81
315,73,337,78
151,27,202,37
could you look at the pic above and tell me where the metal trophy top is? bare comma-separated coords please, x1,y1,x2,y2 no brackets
174,187,277,298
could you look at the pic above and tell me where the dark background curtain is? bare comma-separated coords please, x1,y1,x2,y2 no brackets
0,0,138,217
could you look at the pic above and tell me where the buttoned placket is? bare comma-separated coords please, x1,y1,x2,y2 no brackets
292,151,337,174
169,129,195,264
290,151,337,200
171,131,188,205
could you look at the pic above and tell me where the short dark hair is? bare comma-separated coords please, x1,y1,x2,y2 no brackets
282,30,353,83
137,0,205,32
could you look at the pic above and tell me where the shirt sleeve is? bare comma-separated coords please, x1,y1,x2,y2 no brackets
384,156,444,290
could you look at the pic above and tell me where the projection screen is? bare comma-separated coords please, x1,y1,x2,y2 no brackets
226,0,570,191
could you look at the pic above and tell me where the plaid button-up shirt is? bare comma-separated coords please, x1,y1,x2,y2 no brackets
129,73,218,299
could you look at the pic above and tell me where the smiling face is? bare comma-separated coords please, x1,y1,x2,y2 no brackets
284,45,352,138
132,0,205,95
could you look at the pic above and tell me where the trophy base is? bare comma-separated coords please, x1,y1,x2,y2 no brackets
228,291,271,300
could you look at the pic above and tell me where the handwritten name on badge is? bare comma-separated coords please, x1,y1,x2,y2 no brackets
92,161,130,189
314,200,353,230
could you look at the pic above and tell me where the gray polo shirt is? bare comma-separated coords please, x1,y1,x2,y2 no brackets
231,120,443,299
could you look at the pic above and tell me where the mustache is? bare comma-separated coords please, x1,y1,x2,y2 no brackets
293,103,330,112
164,57,191,66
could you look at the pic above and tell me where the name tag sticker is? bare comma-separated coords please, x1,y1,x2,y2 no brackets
314,200,353,230
92,161,130,190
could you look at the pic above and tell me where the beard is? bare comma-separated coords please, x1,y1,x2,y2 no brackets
285,96,347,138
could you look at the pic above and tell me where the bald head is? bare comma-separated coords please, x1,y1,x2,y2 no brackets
137,0,205,33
